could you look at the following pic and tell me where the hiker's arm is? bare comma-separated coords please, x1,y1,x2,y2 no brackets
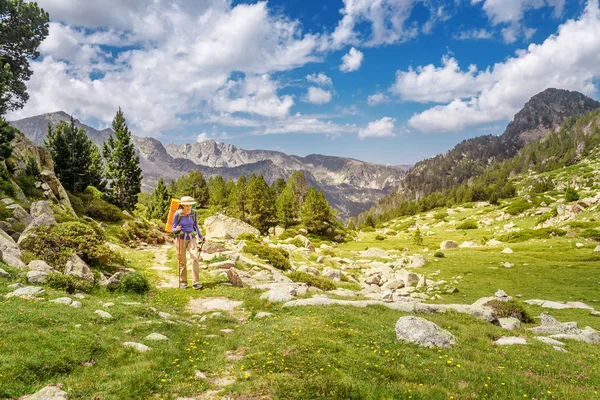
195,216,204,241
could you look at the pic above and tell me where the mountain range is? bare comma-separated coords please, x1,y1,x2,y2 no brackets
9,112,407,219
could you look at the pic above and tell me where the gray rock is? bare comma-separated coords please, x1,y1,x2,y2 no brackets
440,240,458,249
498,317,521,331
71,301,82,308
8,283,24,289
186,297,243,313
297,265,320,276
226,267,257,288
494,336,527,345
94,310,113,319
123,342,151,352
49,297,73,305
405,254,428,268
27,270,49,284
591,311,600,316
102,302,115,308
553,345,568,352
316,256,324,263
529,313,581,335
7,203,32,225
211,260,236,270
486,239,503,246
594,245,600,252
21,386,68,400
28,260,53,272
103,272,125,290
360,247,391,259
145,333,169,341
260,286,296,303
30,201,55,218
395,316,456,348
459,241,478,248
381,279,404,290
381,289,394,302
64,254,94,282
203,214,260,240
550,327,600,344
158,311,172,319
495,289,509,298
501,248,514,254
5,286,45,298
255,312,274,319
397,270,420,288
18,213,57,244
0,267,10,279
322,267,342,282
534,336,565,346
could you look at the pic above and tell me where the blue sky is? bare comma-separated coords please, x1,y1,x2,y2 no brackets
11,0,600,165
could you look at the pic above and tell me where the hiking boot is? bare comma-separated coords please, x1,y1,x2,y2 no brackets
180,283,188,289
192,283,203,290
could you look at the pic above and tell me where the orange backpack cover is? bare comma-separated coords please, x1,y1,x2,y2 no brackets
164,199,181,233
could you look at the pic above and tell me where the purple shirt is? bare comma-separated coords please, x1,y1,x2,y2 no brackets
172,210,204,240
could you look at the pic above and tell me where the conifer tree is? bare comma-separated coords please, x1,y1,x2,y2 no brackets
147,177,170,220
245,174,274,231
276,184,296,227
301,187,335,233
228,176,247,221
44,117,105,192
102,108,142,210
0,118,17,162
176,170,209,207
208,175,228,209
272,177,286,197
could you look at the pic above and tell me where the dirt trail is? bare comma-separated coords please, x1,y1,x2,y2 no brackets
151,243,179,289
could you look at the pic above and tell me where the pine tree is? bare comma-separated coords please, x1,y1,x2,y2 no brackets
176,170,209,207
288,171,309,215
208,175,228,209
245,174,274,231
227,176,247,221
0,117,17,161
413,228,423,246
301,188,335,233
276,184,296,227
147,177,170,220
44,117,105,193
102,108,142,210
272,177,286,197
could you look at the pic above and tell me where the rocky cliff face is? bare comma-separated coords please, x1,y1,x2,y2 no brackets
10,114,406,219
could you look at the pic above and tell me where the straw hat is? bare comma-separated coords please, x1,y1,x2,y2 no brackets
180,196,196,205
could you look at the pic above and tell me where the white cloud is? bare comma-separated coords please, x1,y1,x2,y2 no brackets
306,72,332,86
472,0,565,43
197,132,210,142
340,47,364,72
454,28,493,40
358,117,396,139
304,87,333,104
367,92,390,105
9,1,322,135
255,114,357,136
391,55,494,103
408,0,600,133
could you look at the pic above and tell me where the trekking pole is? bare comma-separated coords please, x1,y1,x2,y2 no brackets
176,235,181,288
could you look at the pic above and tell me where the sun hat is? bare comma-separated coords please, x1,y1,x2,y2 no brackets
180,196,196,205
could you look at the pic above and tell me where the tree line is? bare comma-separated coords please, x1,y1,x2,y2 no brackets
146,170,337,234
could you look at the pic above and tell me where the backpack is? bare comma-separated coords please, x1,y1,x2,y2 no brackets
166,208,198,237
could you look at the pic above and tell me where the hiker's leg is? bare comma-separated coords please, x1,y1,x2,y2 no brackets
188,240,200,285
178,239,188,284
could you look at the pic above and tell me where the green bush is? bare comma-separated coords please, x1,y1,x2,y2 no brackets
117,219,165,247
433,250,444,258
20,221,124,269
565,186,579,202
287,271,335,291
0,166,16,198
118,272,151,294
361,226,375,232
536,208,558,225
236,232,259,242
505,200,533,215
0,202,11,220
67,192,85,216
290,238,305,248
456,219,478,230
46,273,94,294
243,242,290,271
395,219,415,231
488,300,534,323
278,231,292,240
433,211,448,220
12,174,44,200
568,221,600,229
499,227,566,243
85,198,123,222
581,229,600,241
375,234,386,241
84,185,104,199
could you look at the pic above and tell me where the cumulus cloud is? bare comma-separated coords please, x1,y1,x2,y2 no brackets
197,132,210,142
407,0,600,133
340,47,364,72
304,87,333,104
306,72,332,86
367,92,390,106
454,28,493,40
10,1,322,135
358,117,396,139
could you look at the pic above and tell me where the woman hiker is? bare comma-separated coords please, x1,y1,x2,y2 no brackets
172,196,205,290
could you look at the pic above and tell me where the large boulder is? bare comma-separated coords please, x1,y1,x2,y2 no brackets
201,242,227,254
6,203,32,225
28,260,54,272
203,215,260,240
27,270,49,284
0,229,26,269
395,316,456,348
30,200,55,218
18,213,57,244
440,240,458,249
39,170,76,216
360,248,391,259
64,254,94,282
21,386,68,400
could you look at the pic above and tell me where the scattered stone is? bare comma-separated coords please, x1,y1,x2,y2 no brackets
534,336,565,346
26,270,48,284
381,289,394,302
21,386,68,400
158,312,172,319
71,301,82,308
221,329,234,334
49,297,73,305
203,214,260,239
440,240,458,249
260,285,297,303
501,248,514,254
202,242,227,254
494,336,527,345
195,370,208,379
187,297,243,314
316,256,324,263
502,262,514,269
529,313,580,335
446,287,459,294
576,243,585,248
459,241,478,248
211,260,236,270
0,267,10,279
145,333,169,341
395,316,456,348
322,267,342,282
28,260,53,272
255,312,274,319
405,254,428,268
297,266,320,276
8,283,24,289
103,302,115,308
498,317,521,331
123,342,151,352
495,289,509,298
74,293,85,299
94,310,113,319
550,327,600,344
226,267,256,288
591,311,600,317
360,248,391,259
594,245,600,252
553,345,568,352
64,254,94,282
486,239,503,246
103,272,125,290
381,279,404,290
5,286,45,298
